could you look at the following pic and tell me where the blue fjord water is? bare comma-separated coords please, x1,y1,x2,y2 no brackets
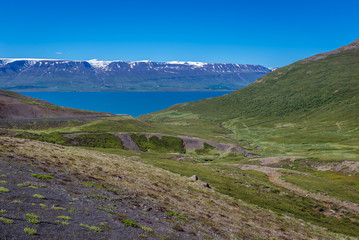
19,91,233,117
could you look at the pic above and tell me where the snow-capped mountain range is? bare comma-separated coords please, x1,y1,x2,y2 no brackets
0,58,272,91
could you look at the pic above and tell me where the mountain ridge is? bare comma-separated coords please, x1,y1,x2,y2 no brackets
302,39,359,62
0,58,272,91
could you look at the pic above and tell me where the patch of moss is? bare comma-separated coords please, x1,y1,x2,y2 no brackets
55,220,70,225
57,215,72,220
140,225,153,232
0,216,13,224
24,227,37,235
0,187,10,193
25,213,40,224
51,206,66,211
31,174,54,180
33,194,45,199
121,219,139,228
80,223,102,232
165,211,189,222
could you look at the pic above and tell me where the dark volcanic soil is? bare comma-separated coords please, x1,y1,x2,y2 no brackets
0,155,193,239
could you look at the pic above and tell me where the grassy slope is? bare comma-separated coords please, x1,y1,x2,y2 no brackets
141,40,359,161
89,147,359,237
0,137,347,239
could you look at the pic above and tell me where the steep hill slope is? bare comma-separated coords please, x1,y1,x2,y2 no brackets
144,39,359,128
0,89,112,119
142,39,359,160
0,59,272,91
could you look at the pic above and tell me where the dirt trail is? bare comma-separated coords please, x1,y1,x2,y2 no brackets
218,163,359,214
248,156,304,165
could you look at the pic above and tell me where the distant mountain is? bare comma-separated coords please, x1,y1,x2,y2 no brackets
0,89,112,119
0,59,272,91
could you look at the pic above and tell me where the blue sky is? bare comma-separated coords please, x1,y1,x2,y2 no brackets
1,0,358,67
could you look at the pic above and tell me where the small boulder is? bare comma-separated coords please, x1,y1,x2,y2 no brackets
200,182,211,188
189,175,199,181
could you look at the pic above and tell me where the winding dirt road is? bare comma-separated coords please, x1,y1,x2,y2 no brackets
214,163,359,214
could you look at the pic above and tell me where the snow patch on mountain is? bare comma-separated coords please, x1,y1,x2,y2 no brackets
166,61,208,67
87,59,113,70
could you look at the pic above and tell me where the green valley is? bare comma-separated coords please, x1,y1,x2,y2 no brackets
1,40,359,239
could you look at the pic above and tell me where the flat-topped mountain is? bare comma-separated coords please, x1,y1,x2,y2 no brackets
0,59,272,91
0,89,112,119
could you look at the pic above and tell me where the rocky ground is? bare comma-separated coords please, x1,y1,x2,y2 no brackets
0,155,193,239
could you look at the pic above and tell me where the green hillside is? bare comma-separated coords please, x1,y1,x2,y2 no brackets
142,39,359,160
145,39,359,125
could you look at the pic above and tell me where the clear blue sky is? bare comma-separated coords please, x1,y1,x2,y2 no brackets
1,0,358,67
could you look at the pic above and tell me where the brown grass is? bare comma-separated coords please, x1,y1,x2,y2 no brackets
0,137,352,239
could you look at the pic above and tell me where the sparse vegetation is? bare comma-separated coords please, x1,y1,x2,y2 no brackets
24,227,37,235
165,211,189,222
17,183,30,187
80,223,102,232
39,203,47,208
81,181,106,189
121,219,139,228
1,132,359,238
55,220,70,225
0,216,14,224
33,194,45,199
0,186,10,193
57,215,72,220
25,213,40,224
31,173,54,180
140,226,153,232
51,206,66,211
96,207,116,215
88,194,114,200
